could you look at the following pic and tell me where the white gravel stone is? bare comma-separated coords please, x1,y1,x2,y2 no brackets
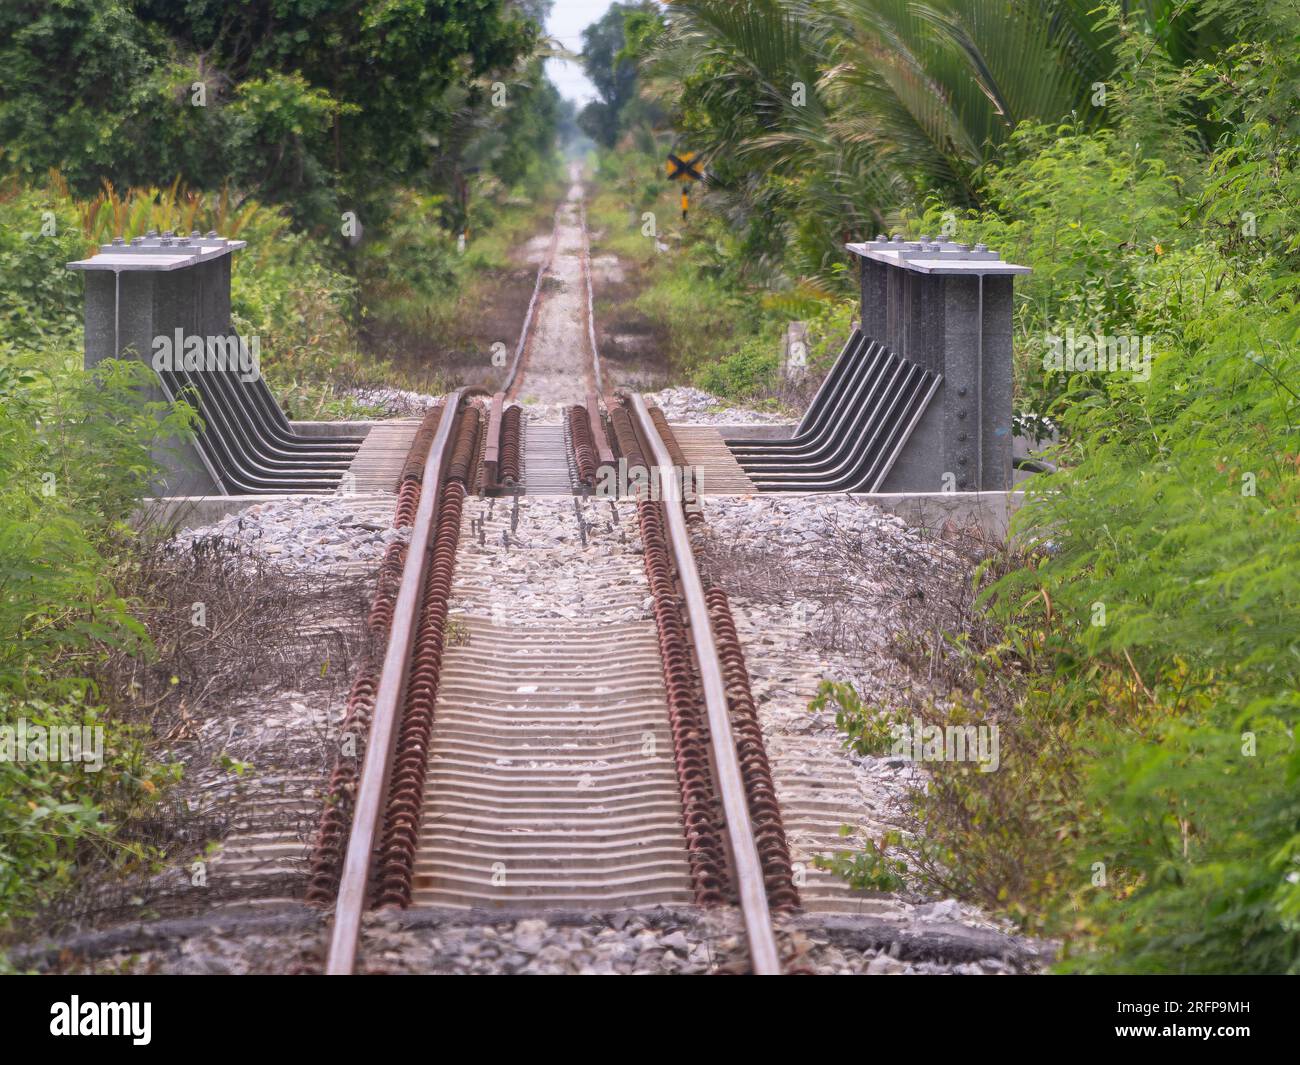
346,386,438,416
647,385,793,426
167,497,400,574
56,904,1038,975
694,494,1017,940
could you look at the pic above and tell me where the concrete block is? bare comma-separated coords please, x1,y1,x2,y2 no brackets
848,236,1029,492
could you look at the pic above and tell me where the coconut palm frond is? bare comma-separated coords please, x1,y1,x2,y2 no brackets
645,0,1122,279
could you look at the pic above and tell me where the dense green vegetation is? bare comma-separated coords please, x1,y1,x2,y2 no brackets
576,1,664,148
586,146,850,406
0,0,548,228
0,1,564,931
635,1,1231,280
589,1,1300,972
0,191,192,917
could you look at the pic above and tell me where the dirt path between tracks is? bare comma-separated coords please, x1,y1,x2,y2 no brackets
507,166,599,408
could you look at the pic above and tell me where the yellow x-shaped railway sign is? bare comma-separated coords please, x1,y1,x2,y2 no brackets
666,151,703,182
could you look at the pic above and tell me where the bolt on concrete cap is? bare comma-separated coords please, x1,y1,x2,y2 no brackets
68,231,248,272
845,235,1030,275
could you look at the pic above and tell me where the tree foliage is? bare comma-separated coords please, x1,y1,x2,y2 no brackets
0,0,549,228
635,0,1229,282
578,1,660,147
811,1,1300,972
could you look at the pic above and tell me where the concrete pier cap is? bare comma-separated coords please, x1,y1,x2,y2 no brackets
846,234,1030,493
68,231,248,495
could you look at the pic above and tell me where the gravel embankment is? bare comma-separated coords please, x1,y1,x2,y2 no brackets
34,396,1041,973
694,494,1026,946
29,904,1043,975
648,385,794,426
346,386,437,416
167,497,402,572
341,383,795,428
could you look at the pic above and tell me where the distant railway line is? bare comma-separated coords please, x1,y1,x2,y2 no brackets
307,178,797,975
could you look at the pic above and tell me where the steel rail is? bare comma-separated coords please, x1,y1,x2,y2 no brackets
792,326,860,437
728,336,879,460
481,391,505,492
749,358,913,483
726,331,943,493
730,341,887,466
503,175,604,409
625,392,782,976
576,182,613,472
502,203,564,400
578,194,604,397
325,388,468,975
748,364,940,492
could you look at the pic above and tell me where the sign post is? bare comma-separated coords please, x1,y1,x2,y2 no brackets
666,151,703,221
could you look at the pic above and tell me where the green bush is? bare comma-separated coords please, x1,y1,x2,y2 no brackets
229,226,364,406
0,350,192,923
0,183,85,350
909,121,1187,423
356,189,464,336
691,335,778,399
822,9,1300,973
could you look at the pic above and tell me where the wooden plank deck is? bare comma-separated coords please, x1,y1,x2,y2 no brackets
670,425,755,495
342,419,753,497
345,419,421,493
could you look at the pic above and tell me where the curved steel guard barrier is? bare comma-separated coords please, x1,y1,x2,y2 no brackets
725,328,941,493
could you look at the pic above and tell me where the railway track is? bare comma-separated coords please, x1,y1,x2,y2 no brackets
306,174,796,975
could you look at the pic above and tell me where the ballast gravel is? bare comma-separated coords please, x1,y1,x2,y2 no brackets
356,908,1036,975
43,905,1040,975
167,496,401,572
693,494,1024,940
647,385,793,426
520,386,793,428
59,432,1045,973
345,386,437,416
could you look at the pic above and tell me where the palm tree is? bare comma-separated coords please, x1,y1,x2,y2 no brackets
645,0,1217,278
825,0,1104,197
649,0,905,275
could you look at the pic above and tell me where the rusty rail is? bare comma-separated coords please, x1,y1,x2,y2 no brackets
566,404,597,487
314,170,791,975
499,403,523,487
624,391,784,975
578,196,603,397
587,392,614,468
635,496,729,904
324,389,469,975
480,392,505,493
503,203,563,400
647,404,702,523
